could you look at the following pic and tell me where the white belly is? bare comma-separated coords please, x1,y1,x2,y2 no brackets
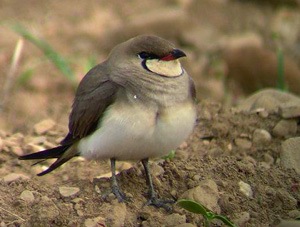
78,101,196,161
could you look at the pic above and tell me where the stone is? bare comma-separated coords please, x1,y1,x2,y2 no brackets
20,190,35,203
150,162,165,177
59,186,80,197
281,137,300,174
234,138,252,150
276,220,300,227
34,119,56,135
3,173,29,183
236,89,300,113
165,214,186,227
4,133,24,147
288,210,300,219
11,146,24,156
252,129,272,145
233,212,250,226
116,161,133,172
175,224,197,227
273,119,297,138
279,104,300,118
84,216,105,227
180,179,220,213
238,181,253,198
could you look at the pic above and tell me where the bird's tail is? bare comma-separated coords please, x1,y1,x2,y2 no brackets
19,144,77,176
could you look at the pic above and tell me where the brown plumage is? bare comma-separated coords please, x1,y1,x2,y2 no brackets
19,35,197,209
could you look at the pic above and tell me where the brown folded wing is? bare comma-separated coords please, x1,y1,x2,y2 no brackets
61,63,119,145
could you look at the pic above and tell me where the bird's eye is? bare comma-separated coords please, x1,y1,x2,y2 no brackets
138,52,158,60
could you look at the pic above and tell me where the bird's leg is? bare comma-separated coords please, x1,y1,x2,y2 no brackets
141,158,174,210
110,158,127,202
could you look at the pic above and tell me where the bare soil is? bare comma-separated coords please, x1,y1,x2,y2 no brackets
0,1,300,227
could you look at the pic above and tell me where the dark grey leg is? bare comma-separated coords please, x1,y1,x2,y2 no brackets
141,158,174,210
110,158,127,202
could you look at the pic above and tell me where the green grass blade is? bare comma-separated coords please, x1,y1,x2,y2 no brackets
11,24,76,86
214,214,237,227
177,199,208,215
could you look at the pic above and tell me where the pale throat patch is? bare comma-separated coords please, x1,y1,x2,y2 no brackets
145,59,183,77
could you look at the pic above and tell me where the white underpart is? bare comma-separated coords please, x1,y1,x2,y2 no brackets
78,101,196,161
145,59,183,77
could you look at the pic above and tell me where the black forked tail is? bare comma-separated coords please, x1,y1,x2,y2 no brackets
18,144,75,176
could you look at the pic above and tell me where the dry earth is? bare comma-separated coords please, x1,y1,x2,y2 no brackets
0,101,299,227
1,1,300,227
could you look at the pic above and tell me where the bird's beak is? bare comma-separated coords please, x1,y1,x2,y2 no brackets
160,49,186,61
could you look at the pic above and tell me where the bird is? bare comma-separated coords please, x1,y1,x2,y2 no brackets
19,35,197,209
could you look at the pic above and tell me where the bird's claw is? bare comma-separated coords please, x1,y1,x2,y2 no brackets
144,196,174,211
112,185,130,202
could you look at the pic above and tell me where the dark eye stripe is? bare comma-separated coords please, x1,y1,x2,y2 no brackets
138,52,158,60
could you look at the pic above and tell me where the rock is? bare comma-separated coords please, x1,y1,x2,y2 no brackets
279,104,300,118
59,186,80,197
4,133,24,148
165,213,186,227
180,179,220,213
276,220,300,227
3,173,29,183
288,210,300,219
20,190,35,203
232,212,250,226
34,119,56,135
116,161,133,172
252,129,272,145
175,224,197,227
281,137,300,174
150,162,165,177
238,181,253,198
106,201,127,227
234,138,252,150
236,89,300,113
11,145,24,156
273,119,297,138
84,216,105,227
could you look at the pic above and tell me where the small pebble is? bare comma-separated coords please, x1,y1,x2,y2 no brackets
238,181,253,198
234,138,252,149
34,119,56,135
3,173,29,183
11,146,24,156
253,129,272,145
20,190,35,203
279,104,300,118
59,186,80,197
84,216,105,227
273,119,297,138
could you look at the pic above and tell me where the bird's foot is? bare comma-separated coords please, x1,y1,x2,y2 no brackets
144,196,175,211
112,185,129,203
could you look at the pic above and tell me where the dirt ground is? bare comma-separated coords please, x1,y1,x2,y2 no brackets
0,1,300,227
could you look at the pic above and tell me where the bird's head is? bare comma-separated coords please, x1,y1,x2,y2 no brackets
108,35,186,78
